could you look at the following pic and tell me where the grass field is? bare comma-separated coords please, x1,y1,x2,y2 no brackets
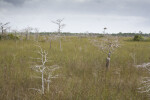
0,36,150,100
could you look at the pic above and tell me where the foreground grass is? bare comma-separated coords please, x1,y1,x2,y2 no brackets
0,37,150,100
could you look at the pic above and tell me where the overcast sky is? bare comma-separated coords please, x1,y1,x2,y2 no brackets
0,0,150,33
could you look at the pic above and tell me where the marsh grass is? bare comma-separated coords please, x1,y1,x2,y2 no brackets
0,37,150,100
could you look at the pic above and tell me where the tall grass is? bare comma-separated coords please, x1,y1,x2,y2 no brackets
0,37,150,100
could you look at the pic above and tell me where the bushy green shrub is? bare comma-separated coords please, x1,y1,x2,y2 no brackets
0,34,19,40
7,34,19,39
97,35,104,38
133,35,144,41
0,34,7,40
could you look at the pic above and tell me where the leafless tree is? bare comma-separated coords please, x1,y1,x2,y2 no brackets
23,27,33,40
130,53,136,65
52,18,66,50
0,22,10,35
34,28,39,41
30,44,60,94
52,18,65,34
136,63,150,68
44,65,59,92
12,29,18,40
91,35,120,69
48,34,60,49
103,27,107,34
49,35,52,49
19,29,25,40
12,29,18,34
136,63,150,97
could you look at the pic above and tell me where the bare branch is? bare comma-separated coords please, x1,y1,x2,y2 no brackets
30,43,60,94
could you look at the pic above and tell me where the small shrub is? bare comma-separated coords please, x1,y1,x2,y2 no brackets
7,34,19,40
0,34,19,40
0,34,7,40
97,35,104,38
133,35,144,41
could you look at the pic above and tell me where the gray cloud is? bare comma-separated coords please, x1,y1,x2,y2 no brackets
4,0,28,5
2,0,150,17
0,0,150,33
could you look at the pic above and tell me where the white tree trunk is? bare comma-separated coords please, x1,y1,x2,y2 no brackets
47,81,50,92
59,39,61,50
106,52,111,69
41,71,44,94
106,57,110,69
50,40,51,49
26,34,28,40
34,34,38,41
27,33,30,40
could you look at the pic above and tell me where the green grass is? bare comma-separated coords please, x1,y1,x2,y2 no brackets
0,36,150,100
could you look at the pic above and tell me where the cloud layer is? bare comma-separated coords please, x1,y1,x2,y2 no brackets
0,0,150,33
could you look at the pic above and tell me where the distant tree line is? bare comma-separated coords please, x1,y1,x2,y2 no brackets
36,32,150,37
111,32,150,37
2,31,150,37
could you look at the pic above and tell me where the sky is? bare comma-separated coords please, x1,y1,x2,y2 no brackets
0,0,150,33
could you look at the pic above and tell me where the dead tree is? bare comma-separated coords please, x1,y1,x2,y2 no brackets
52,18,65,50
19,29,25,40
12,29,17,35
136,63,150,97
12,29,18,40
103,27,107,34
0,22,10,35
52,19,65,34
48,34,59,49
130,53,136,65
91,36,120,69
44,65,59,92
30,44,60,94
34,28,39,41
24,27,33,40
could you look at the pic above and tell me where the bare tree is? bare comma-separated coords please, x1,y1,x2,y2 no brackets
48,34,60,49
52,18,66,50
136,63,150,97
130,53,136,65
12,29,18,40
52,18,65,34
0,22,10,35
30,44,60,94
44,65,59,92
12,29,18,34
23,27,33,40
19,29,25,40
91,36,120,69
34,28,39,41
103,27,107,34
49,35,52,49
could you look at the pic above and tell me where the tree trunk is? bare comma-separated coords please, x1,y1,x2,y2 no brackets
59,39,61,50
26,34,28,40
36,34,39,41
47,82,50,92
2,27,4,35
50,40,51,49
47,79,50,92
41,71,44,94
106,51,111,69
34,34,36,41
20,33,22,40
27,33,30,40
106,57,110,69
34,33,38,41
